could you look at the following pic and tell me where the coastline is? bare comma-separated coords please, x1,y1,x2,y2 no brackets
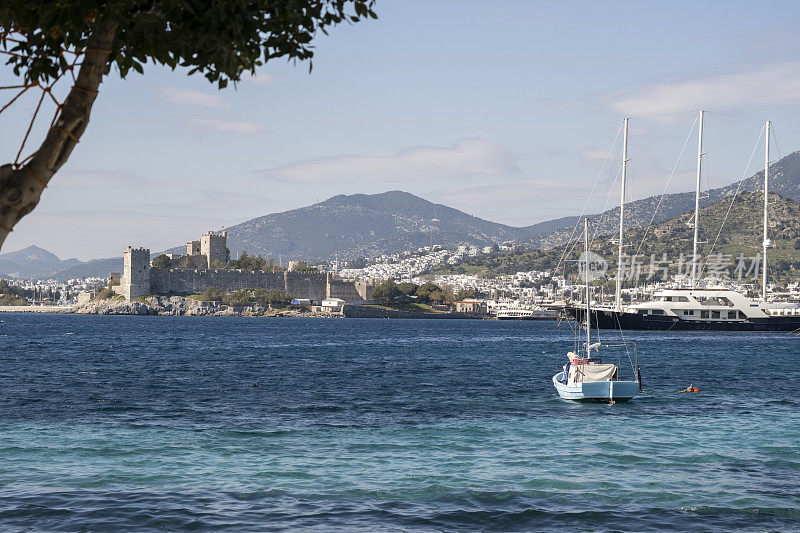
0,297,337,318
0,298,489,319
0,305,77,313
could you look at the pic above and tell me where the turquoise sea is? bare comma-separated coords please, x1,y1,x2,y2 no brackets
0,314,798,531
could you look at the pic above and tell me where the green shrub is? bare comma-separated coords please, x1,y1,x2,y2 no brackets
177,256,199,269
0,294,26,306
228,252,267,271
371,280,402,302
194,288,225,301
223,290,254,306
252,289,292,308
92,288,116,301
151,254,171,269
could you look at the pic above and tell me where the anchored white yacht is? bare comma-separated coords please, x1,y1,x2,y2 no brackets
566,113,800,331
573,287,800,331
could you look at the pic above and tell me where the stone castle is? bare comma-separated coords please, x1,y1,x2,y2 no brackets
116,231,370,303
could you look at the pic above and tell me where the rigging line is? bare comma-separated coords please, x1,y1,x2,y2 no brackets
632,116,699,259
555,122,624,274
561,161,621,278
558,126,623,269
626,113,698,162
705,110,764,122
562,162,622,317
612,312,634,374
587,140,626,249
702,123,764,156
626,110,696,120
700,126,765,277
588,162,623,251
770,126,783,160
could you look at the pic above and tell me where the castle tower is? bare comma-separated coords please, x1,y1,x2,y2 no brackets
200,230,229,269
121,246,151,300
186,240,201,255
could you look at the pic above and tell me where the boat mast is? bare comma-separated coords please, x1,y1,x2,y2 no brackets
691,110,705,288
616,118,629,311
584,218,591,359
762,120,771,302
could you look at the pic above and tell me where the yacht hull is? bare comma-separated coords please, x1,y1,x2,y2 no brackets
566,306,800,331
552,372,639,402
496,315,556,321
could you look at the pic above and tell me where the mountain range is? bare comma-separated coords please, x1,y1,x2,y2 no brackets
223,151,800,260
428,190,800,282
3,150,799,279
221,191,554,261
0,246,81,278
0,246,120,281
529,151,800,249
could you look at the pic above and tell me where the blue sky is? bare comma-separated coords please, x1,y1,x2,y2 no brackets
2,1,800,259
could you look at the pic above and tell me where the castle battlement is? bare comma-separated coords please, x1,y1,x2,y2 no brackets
119,246,151,300
117,231,368,304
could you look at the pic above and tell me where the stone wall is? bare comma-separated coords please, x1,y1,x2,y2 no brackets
328,279,369,302
149,269,329,302
151,268,286,295
285,272,327,302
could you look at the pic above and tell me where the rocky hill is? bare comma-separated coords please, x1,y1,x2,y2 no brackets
223,190,538,261
7,151,800,277
0,246,81,278
429,191,800,283
529,151,800,250
223,152,800,261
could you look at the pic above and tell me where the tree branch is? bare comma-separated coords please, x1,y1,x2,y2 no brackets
0,21,118,251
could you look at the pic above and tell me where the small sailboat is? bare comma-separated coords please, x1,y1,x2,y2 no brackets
553,219,641,403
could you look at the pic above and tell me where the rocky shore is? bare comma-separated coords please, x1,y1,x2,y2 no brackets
74,296,338,317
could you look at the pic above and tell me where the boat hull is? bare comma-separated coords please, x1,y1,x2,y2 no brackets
565,306,800,331
496,315,557,321
552,372,639,402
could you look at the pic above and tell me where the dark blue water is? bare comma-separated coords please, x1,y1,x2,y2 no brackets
0,314,798,531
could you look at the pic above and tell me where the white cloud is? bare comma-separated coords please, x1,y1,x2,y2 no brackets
611,62,800,116
257,138,520,183
183,116,265,135
155,86,228,108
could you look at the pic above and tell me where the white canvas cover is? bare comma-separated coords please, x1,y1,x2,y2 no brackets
569,363,617,383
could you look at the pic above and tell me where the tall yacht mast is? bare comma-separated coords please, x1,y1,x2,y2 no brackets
691,110,705,288
616,118,629,310
584,218,591,359
762,120,771,302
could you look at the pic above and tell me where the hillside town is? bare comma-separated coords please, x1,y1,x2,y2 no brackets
6,237,800,318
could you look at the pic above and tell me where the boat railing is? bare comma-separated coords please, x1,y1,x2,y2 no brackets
598,341,638,382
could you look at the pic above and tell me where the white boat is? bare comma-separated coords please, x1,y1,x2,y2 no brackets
553,219,641,403
566,114,799,331
496,307,558,320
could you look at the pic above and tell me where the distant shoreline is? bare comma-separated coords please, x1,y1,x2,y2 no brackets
0,305,76,313
0,302,488,319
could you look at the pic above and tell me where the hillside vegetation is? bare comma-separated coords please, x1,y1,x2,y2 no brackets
428,191,800,284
